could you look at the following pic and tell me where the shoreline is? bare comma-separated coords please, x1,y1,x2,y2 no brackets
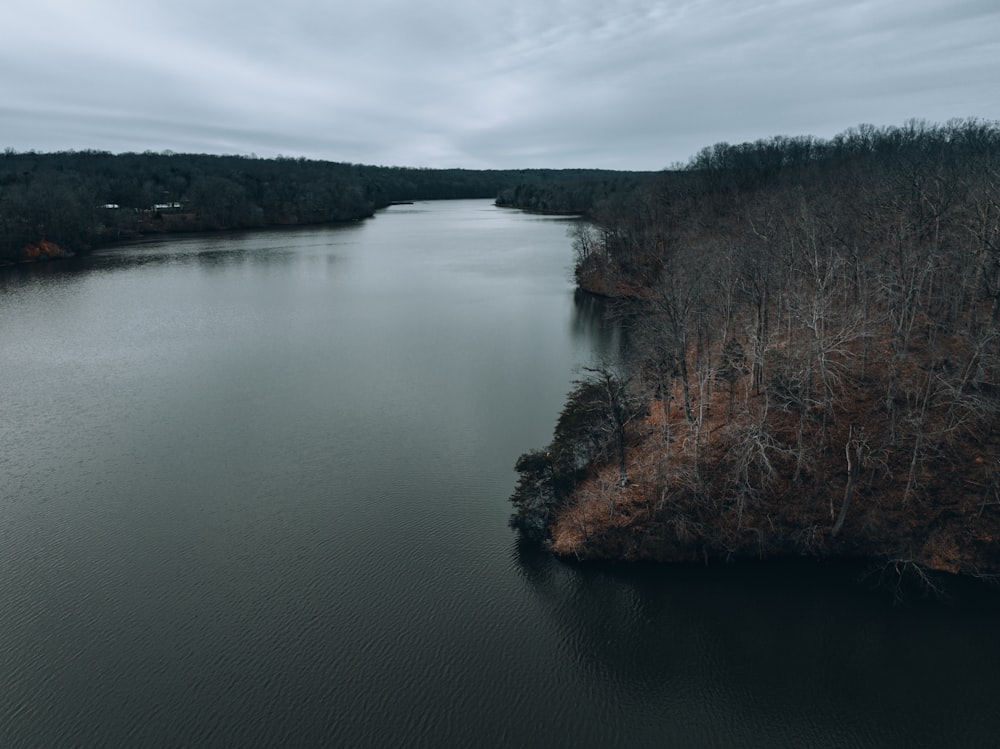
0,211,381,270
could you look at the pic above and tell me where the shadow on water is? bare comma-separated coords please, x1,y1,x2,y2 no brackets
510,536,1000,747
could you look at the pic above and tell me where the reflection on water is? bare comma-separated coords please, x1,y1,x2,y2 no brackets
570,289,623,362
512,537,1000,747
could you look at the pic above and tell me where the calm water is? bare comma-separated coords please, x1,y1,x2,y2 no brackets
2,200,999,747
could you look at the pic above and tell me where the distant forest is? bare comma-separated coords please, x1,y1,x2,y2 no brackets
0,148,651,264
510,118,1000,581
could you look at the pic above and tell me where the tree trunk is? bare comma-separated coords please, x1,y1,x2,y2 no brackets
833,425,864,536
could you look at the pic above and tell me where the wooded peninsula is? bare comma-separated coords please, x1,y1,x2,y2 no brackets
510,119,1000,583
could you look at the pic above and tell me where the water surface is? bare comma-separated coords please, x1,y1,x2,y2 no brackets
1,200,998,747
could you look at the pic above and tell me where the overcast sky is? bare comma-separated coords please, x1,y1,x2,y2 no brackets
3,0,998,169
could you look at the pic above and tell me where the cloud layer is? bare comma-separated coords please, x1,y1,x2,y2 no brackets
3,0,998,168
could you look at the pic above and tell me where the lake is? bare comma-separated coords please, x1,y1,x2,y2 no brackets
2,199,999,747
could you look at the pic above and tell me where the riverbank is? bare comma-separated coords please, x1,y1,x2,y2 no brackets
0,239,75,267
0,211,380,269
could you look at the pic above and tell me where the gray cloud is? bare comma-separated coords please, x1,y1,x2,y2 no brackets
3,0,998,168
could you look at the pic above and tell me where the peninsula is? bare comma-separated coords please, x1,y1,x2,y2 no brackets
510,119,1000,580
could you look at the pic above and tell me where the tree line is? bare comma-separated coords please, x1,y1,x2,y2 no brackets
494,171,658,214
512,118,1000,579
0,149,642,264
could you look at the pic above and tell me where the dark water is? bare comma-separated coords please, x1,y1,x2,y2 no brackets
2,200,999,748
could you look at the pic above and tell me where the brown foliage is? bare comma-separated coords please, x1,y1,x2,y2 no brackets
21,239,70,261
551,122,1000,575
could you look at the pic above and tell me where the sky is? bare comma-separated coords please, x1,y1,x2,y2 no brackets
2,0,998,170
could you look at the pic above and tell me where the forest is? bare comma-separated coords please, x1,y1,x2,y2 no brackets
0,148,643,264
511,119,1000,581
